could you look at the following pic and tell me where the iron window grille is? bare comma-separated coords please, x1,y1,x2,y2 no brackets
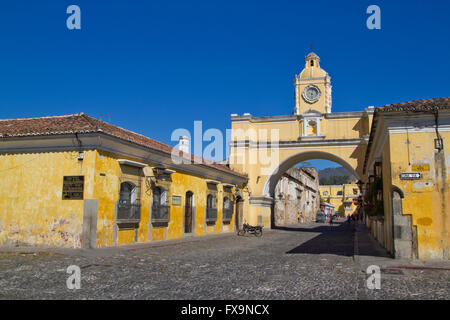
222,207,233,222
117,202,141,222
152,204,170,223
206,207,218,222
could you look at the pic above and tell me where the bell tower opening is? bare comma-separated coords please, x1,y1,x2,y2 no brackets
294,52,332,115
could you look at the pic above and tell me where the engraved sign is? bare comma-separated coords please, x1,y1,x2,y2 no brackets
62,176,84,200
412,164,429,172
172,195,181,206
399,173,421,180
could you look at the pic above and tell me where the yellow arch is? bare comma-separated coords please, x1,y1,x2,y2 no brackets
262,150,361,197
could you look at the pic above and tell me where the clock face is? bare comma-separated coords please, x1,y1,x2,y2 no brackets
302,85,321,103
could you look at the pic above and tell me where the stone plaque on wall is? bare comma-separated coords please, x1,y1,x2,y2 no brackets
172,195,181,206
62,176,84,200
412,164,429,172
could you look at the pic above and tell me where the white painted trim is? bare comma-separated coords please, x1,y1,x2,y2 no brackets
388,126,450,134
255,145,360,150
231,139,363,148
327,118,365,121
118,159,147,168
206,179,221,185
251,121,298,125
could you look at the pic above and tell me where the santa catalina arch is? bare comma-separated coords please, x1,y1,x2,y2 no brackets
229,52,374,228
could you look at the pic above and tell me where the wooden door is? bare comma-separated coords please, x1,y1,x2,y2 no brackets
185,192,193,233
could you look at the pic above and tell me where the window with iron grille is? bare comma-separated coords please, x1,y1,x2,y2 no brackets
206,194,217,222
152,187,170,223
222,197,233,222
117,182,141,222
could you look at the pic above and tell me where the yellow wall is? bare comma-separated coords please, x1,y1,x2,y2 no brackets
94,151,242,246
0,149,243,248
0,150,96,247
386,131,449,259
319,184,359,216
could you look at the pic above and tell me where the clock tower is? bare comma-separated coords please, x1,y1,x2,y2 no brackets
294,52,332,115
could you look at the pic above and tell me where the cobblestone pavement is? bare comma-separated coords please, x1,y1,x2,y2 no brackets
0,220,448,299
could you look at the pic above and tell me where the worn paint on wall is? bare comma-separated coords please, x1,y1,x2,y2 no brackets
0,149,243,248
0,151,97,247
387,131,450,260
151,227,165,241
117,229,135,245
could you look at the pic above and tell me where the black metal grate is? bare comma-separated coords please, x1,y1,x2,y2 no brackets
223,208,233,221
117,203,141,221
152,204,170,222
206,207,217,221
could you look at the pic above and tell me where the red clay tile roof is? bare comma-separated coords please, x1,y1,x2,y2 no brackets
363,97,450,173
0,113,246,178
376,97,450,113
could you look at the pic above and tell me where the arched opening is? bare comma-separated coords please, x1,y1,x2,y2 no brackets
263,151,361,228
118,182,141,221
223,196,233,223
206,194,217,222
391,186,417,259
151,186,169,223
120,182,137,205
207,194,214,208
152,187,166,206
263,151,361,198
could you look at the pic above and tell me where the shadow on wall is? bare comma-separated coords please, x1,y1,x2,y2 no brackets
282,222,390,258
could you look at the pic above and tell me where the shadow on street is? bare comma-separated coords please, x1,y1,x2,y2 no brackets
280,221,389,258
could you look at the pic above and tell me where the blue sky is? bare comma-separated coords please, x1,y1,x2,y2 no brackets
1,1,449,170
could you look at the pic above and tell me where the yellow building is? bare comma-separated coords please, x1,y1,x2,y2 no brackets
363,98,450,260
228,51,449,261
319,184,360,217
229,52,372,228
0,113,247,248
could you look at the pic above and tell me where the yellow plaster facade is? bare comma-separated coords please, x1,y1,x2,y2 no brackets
0,150,94,247
364,105,450,260
319,184,360,217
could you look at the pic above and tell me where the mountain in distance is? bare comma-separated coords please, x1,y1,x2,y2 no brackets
318,166,356,185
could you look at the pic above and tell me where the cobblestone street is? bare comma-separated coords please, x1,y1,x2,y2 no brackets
0,220,449,300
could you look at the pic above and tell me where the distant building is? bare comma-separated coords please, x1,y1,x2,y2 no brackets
274,167,320,225
319,184,360,217
320,202,335,218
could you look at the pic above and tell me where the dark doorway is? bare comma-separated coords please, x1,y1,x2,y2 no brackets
185,191,193,233
235,197,242,230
